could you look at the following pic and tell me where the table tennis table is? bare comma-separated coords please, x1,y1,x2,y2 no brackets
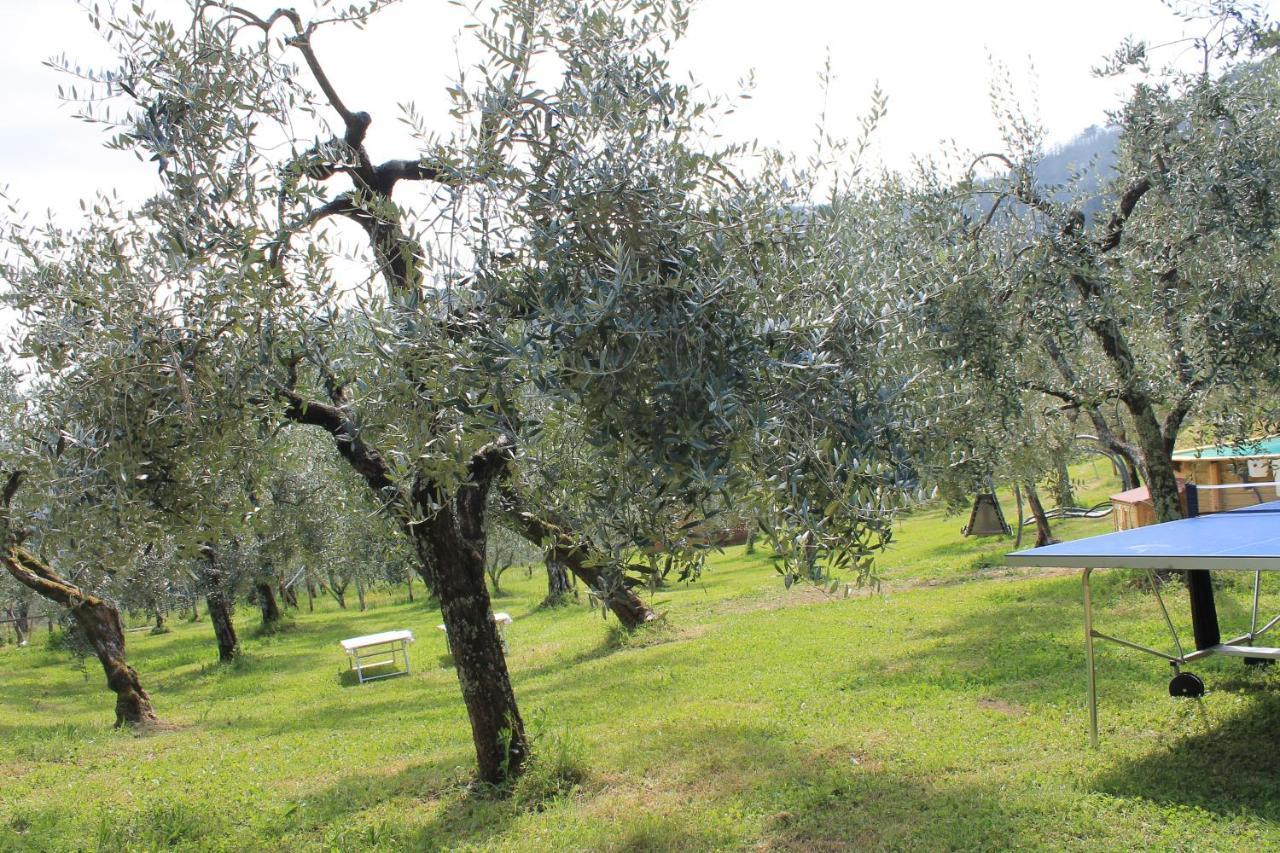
1007,485,1280,746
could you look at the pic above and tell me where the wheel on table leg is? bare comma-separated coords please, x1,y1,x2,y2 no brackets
1169,671,1205,698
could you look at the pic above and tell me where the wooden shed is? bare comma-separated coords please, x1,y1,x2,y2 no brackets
1172,437,1280,514
1111,480,1187,531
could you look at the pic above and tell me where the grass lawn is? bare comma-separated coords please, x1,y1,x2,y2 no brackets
4,472,1280,851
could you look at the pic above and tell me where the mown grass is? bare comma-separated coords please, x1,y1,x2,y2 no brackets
4,467,1280,850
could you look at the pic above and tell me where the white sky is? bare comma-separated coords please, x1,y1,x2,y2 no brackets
0,0,1266,220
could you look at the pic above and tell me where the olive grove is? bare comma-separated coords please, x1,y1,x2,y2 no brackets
1,0,922,783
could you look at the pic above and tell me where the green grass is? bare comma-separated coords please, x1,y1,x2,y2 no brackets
4,469,1280,850
876,457,1119,585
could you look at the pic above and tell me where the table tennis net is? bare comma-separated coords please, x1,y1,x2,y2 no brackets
1185,480,1280,516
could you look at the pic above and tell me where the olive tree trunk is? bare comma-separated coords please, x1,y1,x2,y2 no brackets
543,560,572,607
1,473,157,726
281,394,538,783
10,601,30,645
206,591,239,662
417,493,528,784
201,547,239,662
255,580,282,628
0,539,156,726
1022,480,1056,547
72,596,158,727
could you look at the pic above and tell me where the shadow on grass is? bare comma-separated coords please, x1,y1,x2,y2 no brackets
869,572,1231,706
285,756,520,848
337,666,411,688
274,716,1042,850
867,571,1280,820
512,619,685,687
1093,688,1280,819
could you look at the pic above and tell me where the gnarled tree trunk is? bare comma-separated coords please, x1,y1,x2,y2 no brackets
207,591,239,661
1022,480,1056,547
255,580,282,628
0,479,157,728
543,559,572,607
71,596,158,727
202,547,239,662
418,494,528,784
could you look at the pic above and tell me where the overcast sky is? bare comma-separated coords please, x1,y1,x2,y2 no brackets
0,0,1267,220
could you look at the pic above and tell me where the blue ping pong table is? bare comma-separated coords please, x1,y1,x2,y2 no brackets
1007,493,1280,746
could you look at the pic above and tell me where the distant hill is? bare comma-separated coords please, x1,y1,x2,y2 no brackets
974,124,1120,223
1036,124,1119,220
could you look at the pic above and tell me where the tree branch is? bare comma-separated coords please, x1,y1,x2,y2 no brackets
495,479,656,628
1019,380,1083,407
278,387,398,497
1,470,22,512
213,4,361,132
1096,177,1152,253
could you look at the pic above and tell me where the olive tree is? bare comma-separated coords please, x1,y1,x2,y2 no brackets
902,8,1280,528
0,366,163,726
3,0,921,783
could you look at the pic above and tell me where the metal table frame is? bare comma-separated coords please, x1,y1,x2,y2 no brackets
1010,486,1280,746
340,630,415,684
1080,564,1280,746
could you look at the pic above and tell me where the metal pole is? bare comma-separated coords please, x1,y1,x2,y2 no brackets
1013,483,1025,550
1084,566,1099,748
1252,570,1262,636
1147,570,1187,662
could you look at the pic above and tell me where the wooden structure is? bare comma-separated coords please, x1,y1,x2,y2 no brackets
1172,439,1280,514
962,493,1011,537
1110,480,1188,531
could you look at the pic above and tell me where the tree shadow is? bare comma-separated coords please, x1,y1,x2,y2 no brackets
874,572,1250,708
286,716,1042,850
512,620,686,686
286,756,520,847
1092,685,1280,818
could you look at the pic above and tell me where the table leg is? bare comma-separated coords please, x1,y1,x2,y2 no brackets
1083,567,1098,748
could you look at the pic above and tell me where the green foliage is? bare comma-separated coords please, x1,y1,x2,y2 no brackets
889,3,1280,521
43,623,89,660
513,712,589,811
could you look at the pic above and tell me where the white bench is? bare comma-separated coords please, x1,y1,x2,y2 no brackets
340,629,414,684
438,611,513,654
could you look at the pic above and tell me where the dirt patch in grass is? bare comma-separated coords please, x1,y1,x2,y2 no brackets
716,585,862,616
976,697,1027,717
900,566,1077,591
713,566,1078,619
